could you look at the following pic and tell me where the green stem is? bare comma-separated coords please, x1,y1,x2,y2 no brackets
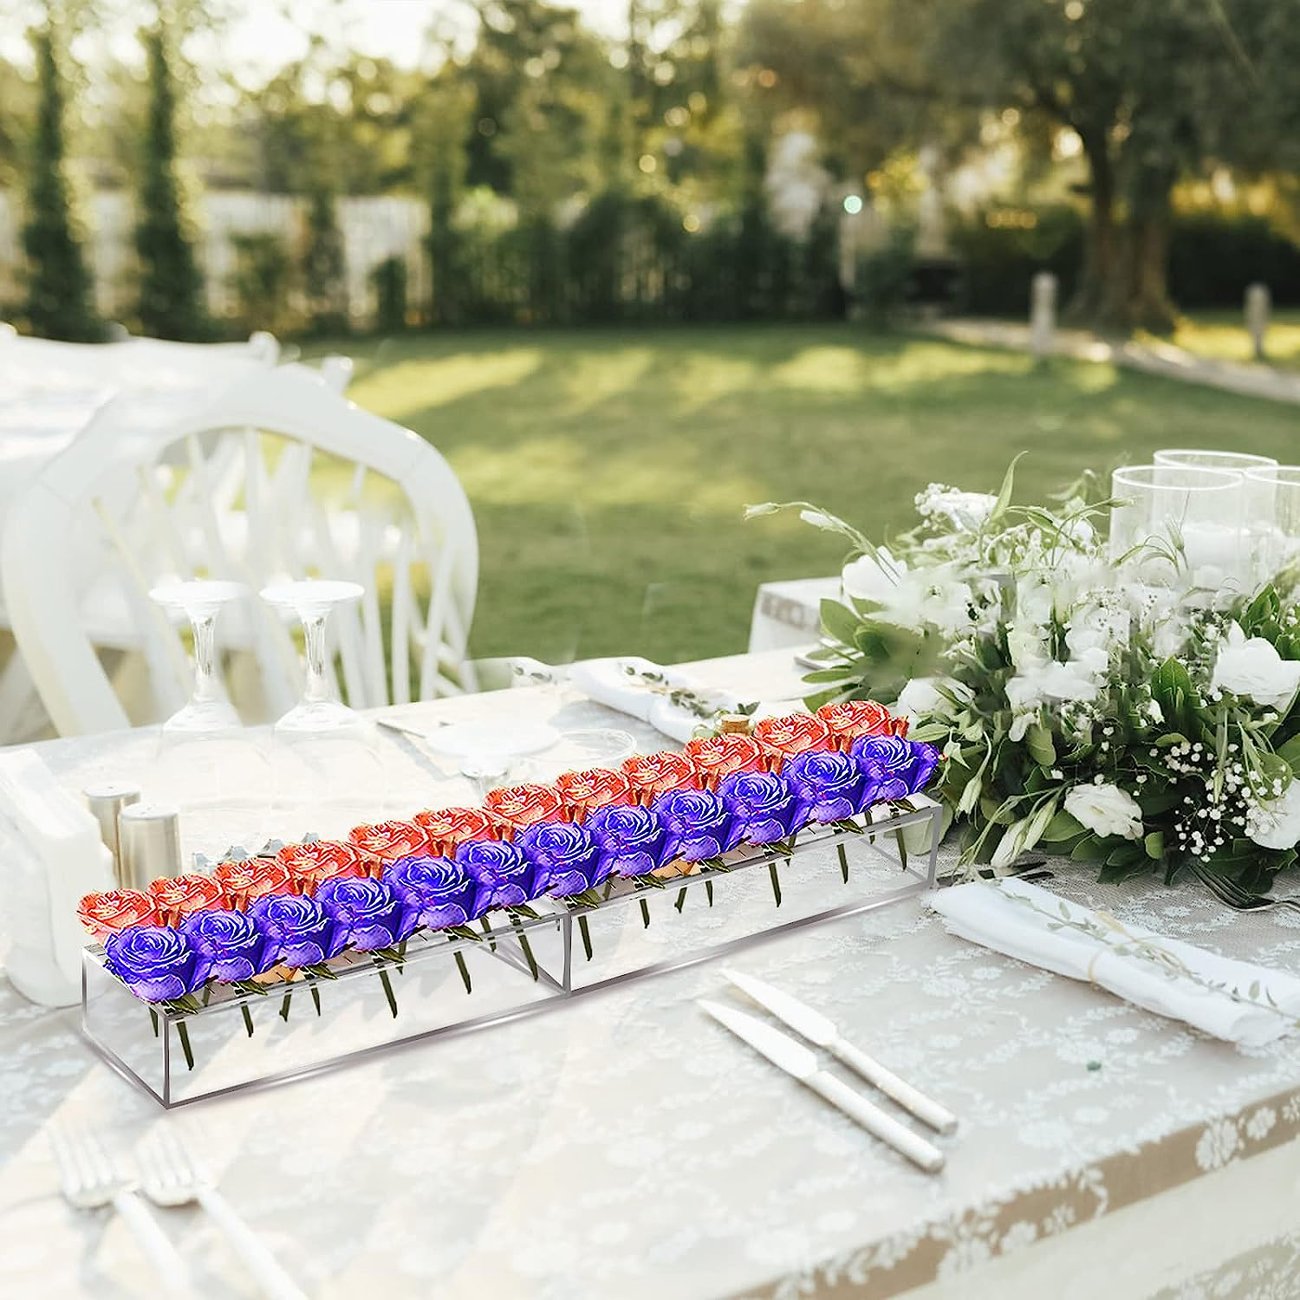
768,859,783,908
893,829,909,871
480,916,497,951
837,842,850,884
705,880,714,907
639,898,651,929
453,950,473,994
149,1007,159,1038
674,887,688,913
240,1004,255,1037
509,916,539,981
578,914,593,961
377,965,399,1018
278,991,292,1022
175,1021,194,1071
305,973,322,1015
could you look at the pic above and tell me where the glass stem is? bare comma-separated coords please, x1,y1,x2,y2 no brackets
189,610,222,706
301,610,332,704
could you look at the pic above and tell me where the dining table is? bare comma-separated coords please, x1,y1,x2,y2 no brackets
4,646,1300,1300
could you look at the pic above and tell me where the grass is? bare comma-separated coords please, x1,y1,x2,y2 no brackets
1164,309,1300,372
305,323,1300,665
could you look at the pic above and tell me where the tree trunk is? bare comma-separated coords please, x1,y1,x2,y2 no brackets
1064,129,1119,330
1121,166,1178,333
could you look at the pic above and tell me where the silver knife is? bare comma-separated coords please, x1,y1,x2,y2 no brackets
699,1000,945,1173
376,717,449,740
722,968,957,1135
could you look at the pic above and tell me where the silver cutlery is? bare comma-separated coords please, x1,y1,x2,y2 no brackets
137,1129,308,1300
698,1000,945,1173
376,717,449,741
50,1123,198,1298
1190,860,1300,915
722,968,958,1135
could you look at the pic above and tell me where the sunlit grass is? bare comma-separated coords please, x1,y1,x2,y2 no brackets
309,323,1300,665
1159,310,1300,373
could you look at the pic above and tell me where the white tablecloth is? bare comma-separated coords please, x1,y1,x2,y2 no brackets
4,650,1300,1298
748,576,838,651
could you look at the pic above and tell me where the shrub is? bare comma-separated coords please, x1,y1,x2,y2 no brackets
229,232,296,334
371,255,407,332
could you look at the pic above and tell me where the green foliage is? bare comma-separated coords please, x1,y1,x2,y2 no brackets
948,207,1084,316
302,189,347,334
21,28,101,341
135,26,208,339
1168,213,1300,309
370,256,407,333
229,231,295,336
856,226,917,322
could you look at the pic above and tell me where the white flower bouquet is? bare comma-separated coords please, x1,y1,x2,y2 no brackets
750,458,1300,888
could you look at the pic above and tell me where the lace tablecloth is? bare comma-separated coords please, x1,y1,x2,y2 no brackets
3,650,1300,1299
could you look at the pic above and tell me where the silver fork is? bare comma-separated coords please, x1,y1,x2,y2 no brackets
49,1123,197,1298
1190,861,1300,914
137,1129,309,1300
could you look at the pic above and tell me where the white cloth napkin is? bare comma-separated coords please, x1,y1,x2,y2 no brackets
929,876,1300,1047
567,656,744,744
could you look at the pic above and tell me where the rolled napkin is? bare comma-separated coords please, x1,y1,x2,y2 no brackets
930,876,1300,1047
567,656,745,743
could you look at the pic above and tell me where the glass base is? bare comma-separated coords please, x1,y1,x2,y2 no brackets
81,797,942,1107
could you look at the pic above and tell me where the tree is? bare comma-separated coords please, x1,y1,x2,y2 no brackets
135,23,208,338
416,73,473,326
22,26,101,340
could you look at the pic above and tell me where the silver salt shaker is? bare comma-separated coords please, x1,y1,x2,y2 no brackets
117,802,183,889
83,783,142,882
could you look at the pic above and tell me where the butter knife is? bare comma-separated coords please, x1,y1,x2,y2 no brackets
722,968,957,1135
699,1000,945,1173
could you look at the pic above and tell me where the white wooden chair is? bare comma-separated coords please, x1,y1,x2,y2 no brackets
0,364,478,736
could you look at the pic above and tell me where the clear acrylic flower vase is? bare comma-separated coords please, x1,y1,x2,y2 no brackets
81,797,942,1106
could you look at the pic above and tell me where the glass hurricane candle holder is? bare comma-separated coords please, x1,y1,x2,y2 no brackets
1109,464,1246,594
1245,465,1300,582
1153,449,1277,476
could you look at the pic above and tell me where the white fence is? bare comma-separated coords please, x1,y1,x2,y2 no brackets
0,190,431,327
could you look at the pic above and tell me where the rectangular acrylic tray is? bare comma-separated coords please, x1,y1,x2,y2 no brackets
81,796,942,1106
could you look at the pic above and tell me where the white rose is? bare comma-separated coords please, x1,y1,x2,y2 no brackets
842,548,905,603
1064,782,1143,841
1210,623,1300,711
1007,622,1048,671
896,676,970,723
1246,782,1300,851
1016,579,1054,626
1065,605,1130,657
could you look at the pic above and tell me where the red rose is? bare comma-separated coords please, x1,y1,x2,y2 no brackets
348,819,433,868
815,700,895,749
889,714,910,738
214,858,293,910
684,733,765,788
148,874,225,926
621,751,697,805
77,889,159,942
276,840,368,893
753,712,833,770
413,805,502,856
554,767,633,819
484,783,565,834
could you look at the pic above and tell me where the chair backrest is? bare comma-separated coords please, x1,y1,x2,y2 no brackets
1,364,478,736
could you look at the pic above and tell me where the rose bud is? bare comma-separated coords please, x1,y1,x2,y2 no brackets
316,877,419,952
413,806,502,857
484,784,565,834
104,925,212,1003
148,874,225,927
213,858,292,911
815,700,895,750
684,733,764,789
653,788,742,862
850,734,928,802
180,909,277,982
276,840,368,893
752,712,833,770
347,819,433,870
385,854,486,928
784,750,871,823
719,771,810,845
77,889,159,942
249,894,347,968
554,767,634,819
621,751,696,805
516,822,609,897
455,839,538,910
586,804,670,878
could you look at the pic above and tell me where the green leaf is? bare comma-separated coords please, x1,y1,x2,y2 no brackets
1043,808,1084,841
1143,831,1165,860
1026,722,1056,768
1275,733,1300,778
820,597,865,648
1069,837,1110,862
988,450,1027,524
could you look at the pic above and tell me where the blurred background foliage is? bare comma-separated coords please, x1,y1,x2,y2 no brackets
2,0,1298,341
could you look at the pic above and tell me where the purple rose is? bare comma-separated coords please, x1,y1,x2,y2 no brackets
903,739,941,792
719,770,809,845
455,838,537,910
654,788,742,862
785,749,870,822
249,894,347,967
104,925,212,1003
180,908,275,982
586,803,669,877
516,821,610,897
385,854,486,927
851,734,924,801
316,877,419,952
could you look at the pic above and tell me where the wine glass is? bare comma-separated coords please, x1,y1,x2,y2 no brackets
260,580,386,841
147,580,270,866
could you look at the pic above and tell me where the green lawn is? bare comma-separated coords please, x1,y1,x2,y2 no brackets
1163,309,1300,372
309,324,1300,665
